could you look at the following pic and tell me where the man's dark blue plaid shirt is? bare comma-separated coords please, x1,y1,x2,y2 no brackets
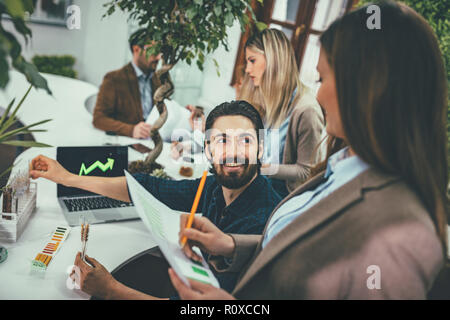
132,173,282,292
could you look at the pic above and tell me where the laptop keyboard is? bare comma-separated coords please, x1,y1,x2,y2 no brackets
63,197,134,212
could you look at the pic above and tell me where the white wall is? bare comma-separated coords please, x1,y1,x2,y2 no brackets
171,21,241,112
3,0,130,86
198,22,241,110
78,0,130,86
3,0,239,109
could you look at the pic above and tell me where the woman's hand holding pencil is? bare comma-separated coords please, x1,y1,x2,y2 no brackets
178,170,235,261
178,214,236,262
179,170,208,248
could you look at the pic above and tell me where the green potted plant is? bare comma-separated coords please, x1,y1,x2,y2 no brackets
103,0,264,173
32,54,78,79
0,0,53,189
0,0,51,93
0,86,52,182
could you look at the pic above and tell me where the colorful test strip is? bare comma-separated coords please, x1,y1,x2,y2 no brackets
31,226,71,270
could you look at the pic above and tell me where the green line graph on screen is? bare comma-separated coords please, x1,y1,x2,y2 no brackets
79,158,115,176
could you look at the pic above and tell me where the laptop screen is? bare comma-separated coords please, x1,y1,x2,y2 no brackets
56,146,128,197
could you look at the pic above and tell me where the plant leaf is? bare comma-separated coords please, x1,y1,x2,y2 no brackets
0,164,14,180
0,140,52,148
0,85,32,136
214,4,222,16
224,12,234,27
255,21,268,31
12,58,51,94
3,0,25,18
0,97,16,129
213,58,221,77
0,119,52,142
186,7,197,20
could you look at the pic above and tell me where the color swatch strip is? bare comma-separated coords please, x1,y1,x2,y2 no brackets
32,226,71,270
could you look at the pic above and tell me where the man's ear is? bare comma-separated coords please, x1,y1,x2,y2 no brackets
204,142,213,161
132,45,140,58
258,142,264,161
134,45,145,56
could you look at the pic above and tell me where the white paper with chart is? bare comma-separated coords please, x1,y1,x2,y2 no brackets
124,170,220,288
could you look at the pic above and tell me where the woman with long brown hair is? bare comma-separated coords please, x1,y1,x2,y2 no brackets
171,1,448,299
239,28,325,198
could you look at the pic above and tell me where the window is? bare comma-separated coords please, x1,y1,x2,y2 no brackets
231,0,357,91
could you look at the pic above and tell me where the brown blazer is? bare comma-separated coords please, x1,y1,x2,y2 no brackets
210,168,444,299
93,62,163,137
262,83,325,193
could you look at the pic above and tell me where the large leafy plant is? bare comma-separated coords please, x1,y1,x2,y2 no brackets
0,0,52,188
104,0,263,71
0,0,51,93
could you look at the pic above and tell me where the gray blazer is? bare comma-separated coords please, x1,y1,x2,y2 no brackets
210,168,444,299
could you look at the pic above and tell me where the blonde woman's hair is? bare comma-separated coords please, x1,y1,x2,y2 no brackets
239,28,302,129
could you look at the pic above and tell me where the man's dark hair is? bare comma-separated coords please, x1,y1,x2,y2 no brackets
129,29,147,53
205,100,264,144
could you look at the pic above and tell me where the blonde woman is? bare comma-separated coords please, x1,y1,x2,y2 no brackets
239,28,324,197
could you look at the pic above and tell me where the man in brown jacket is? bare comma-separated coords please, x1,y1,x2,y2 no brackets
93,30,163,139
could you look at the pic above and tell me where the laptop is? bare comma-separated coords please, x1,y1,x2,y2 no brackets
56,146,138,226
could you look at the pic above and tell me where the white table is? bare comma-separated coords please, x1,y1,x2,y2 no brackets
0,72,208,299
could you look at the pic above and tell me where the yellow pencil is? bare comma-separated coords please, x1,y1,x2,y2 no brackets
180,170,208,248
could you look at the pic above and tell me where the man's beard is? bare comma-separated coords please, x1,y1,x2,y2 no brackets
211,158,258,189
137,59,158,75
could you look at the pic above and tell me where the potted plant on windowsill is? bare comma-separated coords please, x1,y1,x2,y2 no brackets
103,0,265,174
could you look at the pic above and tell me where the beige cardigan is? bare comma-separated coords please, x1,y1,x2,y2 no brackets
262,83,325,193
210,168,444,299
